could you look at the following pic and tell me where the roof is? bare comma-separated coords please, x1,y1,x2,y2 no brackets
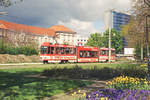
49,25,75,34
0,20,55,37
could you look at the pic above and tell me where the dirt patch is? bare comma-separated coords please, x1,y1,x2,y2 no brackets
0,54,40,63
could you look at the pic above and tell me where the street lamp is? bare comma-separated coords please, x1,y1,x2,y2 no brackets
144,0,150,80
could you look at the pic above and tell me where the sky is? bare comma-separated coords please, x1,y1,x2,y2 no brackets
0,0,131,36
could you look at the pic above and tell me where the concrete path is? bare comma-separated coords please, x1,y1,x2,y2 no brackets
0,63,42,66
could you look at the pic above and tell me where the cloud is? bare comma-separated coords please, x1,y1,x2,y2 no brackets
0,0,131,34
58,18,99,36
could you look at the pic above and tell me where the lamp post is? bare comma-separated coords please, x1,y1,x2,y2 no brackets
144,0,150,80
108,27,111,63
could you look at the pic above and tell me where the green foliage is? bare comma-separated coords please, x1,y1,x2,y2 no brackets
103,29,124,53
0,63,147,99
135,43,147,59
43,65,147,80
0,41,38,55
86,29,124,53
86,33,104,47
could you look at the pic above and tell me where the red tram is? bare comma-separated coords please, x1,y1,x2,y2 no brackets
40,42,115,64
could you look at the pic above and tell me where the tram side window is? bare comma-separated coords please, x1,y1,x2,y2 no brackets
101,50,107,55
48,47,50,54
51,47,54,54
65,48,70,54
80,50,98,58
60,47,65,54
41,46,48,54
83,51,87,57
91,51,98,57
94,51,98,57
111,50,115,55
80,51,83,57
56,47,60,54
54,47,76,55
87,51,91,57
70,48,74,55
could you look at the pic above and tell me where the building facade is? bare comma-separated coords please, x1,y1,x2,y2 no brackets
75,35,88,46
104,10,131,31
0,20,88,48
104,10,131,47
0,20,55,48
49,25,77,45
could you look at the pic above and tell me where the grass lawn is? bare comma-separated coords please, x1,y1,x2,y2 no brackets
0,68,92,100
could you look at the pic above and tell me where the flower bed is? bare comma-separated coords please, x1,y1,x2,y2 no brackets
72,76,150,100
85,89,149,100
106,76,150,90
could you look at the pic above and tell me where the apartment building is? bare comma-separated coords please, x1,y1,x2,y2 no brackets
0,20,88,48
0,20,55,48
49,25,76,45
75,35,88,46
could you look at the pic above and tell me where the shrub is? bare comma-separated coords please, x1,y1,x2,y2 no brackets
43,65,147,80
0,45,38,55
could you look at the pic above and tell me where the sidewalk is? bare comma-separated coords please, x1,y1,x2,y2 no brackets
0,63,42,66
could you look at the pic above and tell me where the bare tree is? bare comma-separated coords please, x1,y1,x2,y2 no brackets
0,0,23,7
2,29,39,49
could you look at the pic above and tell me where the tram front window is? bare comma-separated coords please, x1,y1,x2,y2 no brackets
41,46,48,54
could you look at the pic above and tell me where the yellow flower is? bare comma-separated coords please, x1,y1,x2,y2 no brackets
105,82,108,85
144,81,148,84
83,93,86,97
135,81,138,85
101,97,108,100
96,94,98,97
143,78,146,81
141,64,147,67
73,92,76,95
88,95,91,98
78,90,81,93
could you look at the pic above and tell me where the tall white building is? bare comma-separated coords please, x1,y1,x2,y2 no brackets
104,9,131,31
104,9,131,47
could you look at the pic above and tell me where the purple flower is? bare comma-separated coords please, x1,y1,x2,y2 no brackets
84,89,150,100
142,96,147,100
